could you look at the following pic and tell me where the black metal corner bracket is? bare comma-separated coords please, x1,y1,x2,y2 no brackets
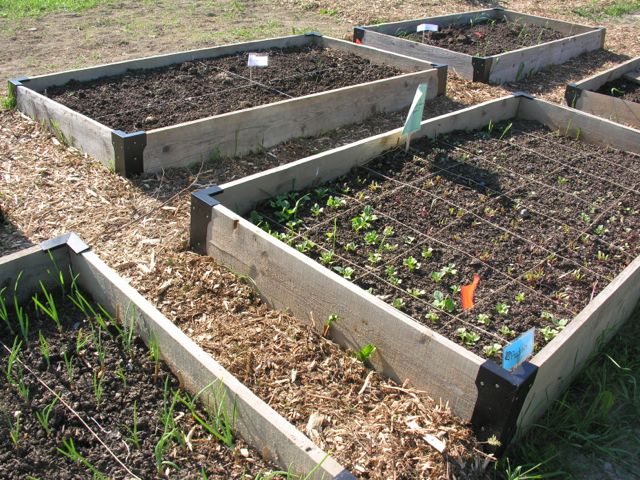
40,232,91,255
7,77,30,108
352,27,366,44
190,186,224,255
304,31,323,38
471,56,493,83
429,63,448,96
470,360,538,455
564,84,582,108
111,130,147,178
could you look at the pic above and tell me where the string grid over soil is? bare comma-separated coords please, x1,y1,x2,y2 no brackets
44,45,404,132
596,77,640,103
0,284,276,479
401,18,565,57
250,120,640,359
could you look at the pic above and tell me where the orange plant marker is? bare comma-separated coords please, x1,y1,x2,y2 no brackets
461,274,480,310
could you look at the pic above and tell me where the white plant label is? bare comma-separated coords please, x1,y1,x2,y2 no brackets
416,23,438,32
247,53,269,67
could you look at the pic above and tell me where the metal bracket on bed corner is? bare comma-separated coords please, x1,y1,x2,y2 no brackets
111,130,147,178
471,56,493,83
564,84,582,108
470,360,538,455
190,186,224,256
352,27,366,44
429,63,448,96
514,91,535,100
40,232,91,255
304,32,323,37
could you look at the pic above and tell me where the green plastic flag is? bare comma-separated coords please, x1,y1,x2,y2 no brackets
402,83,428,138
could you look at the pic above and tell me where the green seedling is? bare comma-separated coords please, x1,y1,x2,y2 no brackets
421,246,434,260
425,312,440,323
496,302,510,315
149,338,161,380
121,306,137,355
368,252,382,264
483,343,502,358
33,280,60,332
295,239,315,254
431,271,445,283
610,87,625,96
319,250,335,265
355,343,377,362
38,331,50,369
16,375,29,402
179,382,236,448
557,176,568,186
392,298,405,310
499,325,517,337
333,266,354,280
457,327,480,346
310,203,323,217
403,256,421,272
63,352,74,384
594,224,607,236
6,337,22,386
326,195,346,209
123,401,141,449
0,287,12,334
499,122,513,140
35,397,58,437
249,210,264,225
75,329,89,356
57,437,107,480
364,230,379,245
407,288,426,299
351,205,378,232
344,242,357,252
579,212,591,224
596,250,609,261
92,372,104,407
323,314,339,337
515,292,526,303
314,187,330,199
9,412,21,448
432,291,455,313
450,285,461,295
477,314,491,326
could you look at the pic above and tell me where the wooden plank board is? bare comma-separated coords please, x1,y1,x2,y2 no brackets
518,255,640,433
574,89,640,130
16,86,114,168
217,95,519,215
622,69,640,84
500,9,595,35
143,68,442,172
23,35,313,91
517,95,640,153
65,248,351,479
487,29,605,84
205,205,484,421
571,56,640,92
356,29,474,79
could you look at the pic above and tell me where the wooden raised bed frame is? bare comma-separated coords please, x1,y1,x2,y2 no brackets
565,56,640,129
353,8,605,84
7,33,446,178
0,233,355,479
190,94,640,450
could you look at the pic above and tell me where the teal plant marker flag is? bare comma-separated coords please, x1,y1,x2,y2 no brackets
402,83,428,150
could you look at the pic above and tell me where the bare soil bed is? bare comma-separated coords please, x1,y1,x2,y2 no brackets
401,19,565,57
44,45,403,132
0,286,274,479
596,77,640,103
250,120,640,358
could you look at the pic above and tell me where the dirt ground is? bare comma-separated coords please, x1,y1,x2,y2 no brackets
1,0,639,478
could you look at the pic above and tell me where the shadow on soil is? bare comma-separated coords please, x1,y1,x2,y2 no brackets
0,213,33,256
502,49,631,97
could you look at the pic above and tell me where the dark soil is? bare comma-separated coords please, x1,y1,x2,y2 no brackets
44,45,404,132
0,285,277,479
249,120,640,358
596,77,640,103
402,18,565,56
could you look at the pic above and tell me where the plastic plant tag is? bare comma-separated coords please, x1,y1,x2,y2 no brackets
402,83,428,138
247,53,269,67
502,328,535,371
417,23,439,32
461,274,480,310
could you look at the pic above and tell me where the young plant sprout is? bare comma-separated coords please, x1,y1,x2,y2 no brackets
426,312,440,323
355,343,377,362
495,302,510,315
314,187,330,199
457,327,480,346
403,256,421,272
75,329,89,356
63,352,75,384
364,230,379,245
407,288,425,299
320,250,335,265
392,298,405,310
421,246,434,259
0,287,12,334
57,437,108,480
499,325,516,337
579,212,591,224
432,291,455,313
351,205,378,232
344,242,357,252
368,252,382,264
310,203,323,217
326,195,346,209
323,314,339,337
477,314,491,326
35,397,58,437
6,337,22,386
295,239,315,254
38,331,50,369
515,292,525,303
450,285,461,295
594,224,607,236
33,281,61,333
9,411,21,448
149,338,161,380
123,401,141,449
596,250,609,261
333,266,354,280
483,343,502,358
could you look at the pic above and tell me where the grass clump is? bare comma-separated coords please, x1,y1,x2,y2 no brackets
0,0,114,19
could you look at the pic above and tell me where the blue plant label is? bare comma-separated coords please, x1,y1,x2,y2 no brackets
417,23,438,32
502,328,535,371
401,83,428,137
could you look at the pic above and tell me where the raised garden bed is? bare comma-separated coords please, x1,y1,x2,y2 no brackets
7,33,446,177
190,94,640,449
353,8,605,84
0,234,352,479
566,56,640,129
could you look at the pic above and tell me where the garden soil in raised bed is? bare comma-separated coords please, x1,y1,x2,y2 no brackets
250,120,640,359
44,44,404,132
402,18,565,57
0,287,277,479
596,77,640,103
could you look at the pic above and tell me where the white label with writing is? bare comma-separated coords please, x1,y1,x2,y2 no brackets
248,53,269,67
417,23,438,32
